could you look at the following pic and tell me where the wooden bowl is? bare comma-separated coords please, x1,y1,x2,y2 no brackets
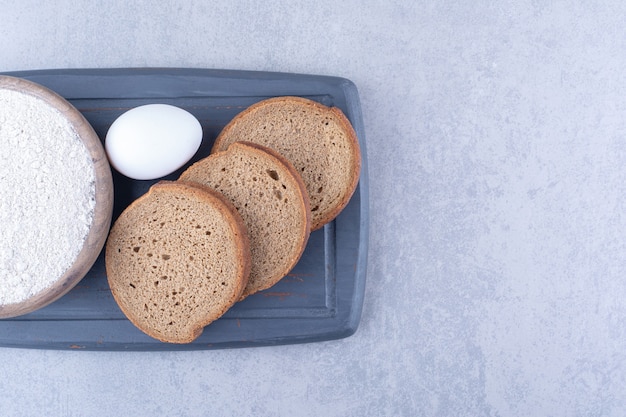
0,75,113,318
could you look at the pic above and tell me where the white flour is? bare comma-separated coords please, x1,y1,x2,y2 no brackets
0,89,95,305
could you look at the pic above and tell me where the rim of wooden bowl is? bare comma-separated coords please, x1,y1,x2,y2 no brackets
0,75,113,318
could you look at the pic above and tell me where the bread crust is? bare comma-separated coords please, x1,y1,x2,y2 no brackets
211,96,361,230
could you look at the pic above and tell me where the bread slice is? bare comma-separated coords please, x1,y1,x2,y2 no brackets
211,96,361,230
105,181,250,344
180,142,311,299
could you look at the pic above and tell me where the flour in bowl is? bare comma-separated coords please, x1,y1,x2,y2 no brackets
0,88,96,305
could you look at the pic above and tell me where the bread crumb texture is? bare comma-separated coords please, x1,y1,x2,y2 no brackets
105,182,249,344
212,96,360,230
180,142,310,298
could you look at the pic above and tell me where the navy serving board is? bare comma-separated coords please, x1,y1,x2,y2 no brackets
0,68,368,351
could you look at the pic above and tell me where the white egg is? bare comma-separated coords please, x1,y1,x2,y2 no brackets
105,104,202,180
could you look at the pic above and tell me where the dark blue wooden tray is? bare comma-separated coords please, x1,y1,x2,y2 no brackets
0,68,368,351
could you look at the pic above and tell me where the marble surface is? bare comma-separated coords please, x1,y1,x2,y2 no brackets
2,1,626,416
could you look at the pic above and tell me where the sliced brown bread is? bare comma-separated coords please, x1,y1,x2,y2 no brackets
211,96,361,230
180,142,311,299
105,181,250,344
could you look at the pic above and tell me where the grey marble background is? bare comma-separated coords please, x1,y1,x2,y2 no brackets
2,1,626,416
